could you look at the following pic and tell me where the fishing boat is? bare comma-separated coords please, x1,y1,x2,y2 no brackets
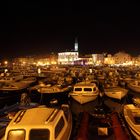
123,104,140,139
3,104,72,140
69,81,99,104
104,86,128,100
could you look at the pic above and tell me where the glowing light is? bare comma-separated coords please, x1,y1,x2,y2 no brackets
4,61,8,65
4,69,8,73
38,68,41,74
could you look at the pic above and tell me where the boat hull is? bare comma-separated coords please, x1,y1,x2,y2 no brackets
70,93,98,104
104,87,128,100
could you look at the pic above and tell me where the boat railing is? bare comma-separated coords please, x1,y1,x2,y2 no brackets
45,109,59,124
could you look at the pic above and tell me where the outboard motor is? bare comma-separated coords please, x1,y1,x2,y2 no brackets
20,93,31,106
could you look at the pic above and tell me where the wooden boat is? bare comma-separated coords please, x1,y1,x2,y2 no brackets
123,104,140,139
3,104,72,140
127,80,140,93
69,81,99,104
104,87,128,100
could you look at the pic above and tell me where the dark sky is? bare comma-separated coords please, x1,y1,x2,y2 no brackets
0,1,140,58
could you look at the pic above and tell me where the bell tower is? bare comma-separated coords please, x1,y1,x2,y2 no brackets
74,38,78,52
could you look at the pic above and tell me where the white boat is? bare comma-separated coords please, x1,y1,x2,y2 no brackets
69,81,99,104
104,87,128,100
123,104,140,139
3,104,72,140
127,80,140,93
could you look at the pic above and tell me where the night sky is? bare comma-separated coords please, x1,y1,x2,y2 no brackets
0,1,140,58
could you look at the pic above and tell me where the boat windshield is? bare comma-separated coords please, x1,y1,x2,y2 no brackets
84,88,92,92
29,129,50,140
74,88,82,91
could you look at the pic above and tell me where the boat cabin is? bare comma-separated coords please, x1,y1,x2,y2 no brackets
4,105,72,140
73,82,98,93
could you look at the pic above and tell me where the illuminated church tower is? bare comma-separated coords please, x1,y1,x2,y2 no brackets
74,38,78,52
58,37,79,65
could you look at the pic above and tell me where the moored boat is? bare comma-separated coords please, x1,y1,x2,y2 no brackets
123,104,140,139
104,86,128,100
69,81,99,104
0,81,31,107
29,83,72,104
3,104,72,140
127,80,140,93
